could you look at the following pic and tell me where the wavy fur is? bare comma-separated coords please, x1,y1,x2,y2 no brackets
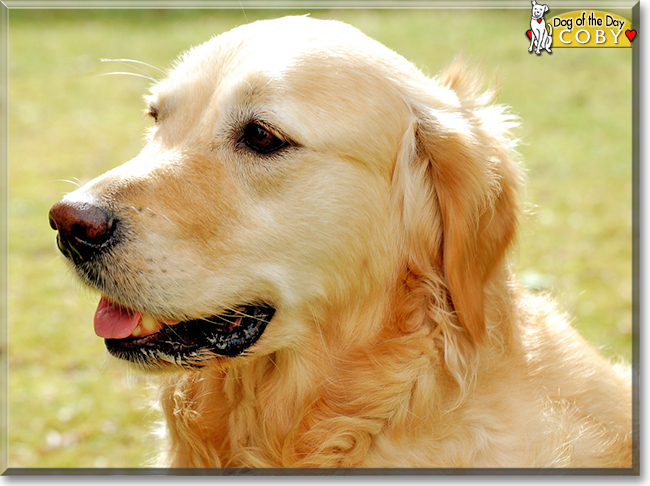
56,16,631,468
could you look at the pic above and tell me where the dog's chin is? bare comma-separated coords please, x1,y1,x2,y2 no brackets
103,304,276,371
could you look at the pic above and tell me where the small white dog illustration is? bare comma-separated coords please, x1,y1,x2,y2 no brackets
529,0,553,55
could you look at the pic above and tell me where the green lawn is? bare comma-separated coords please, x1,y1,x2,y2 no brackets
6,8,633,469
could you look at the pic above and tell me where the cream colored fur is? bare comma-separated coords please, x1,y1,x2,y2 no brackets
69,16,631,468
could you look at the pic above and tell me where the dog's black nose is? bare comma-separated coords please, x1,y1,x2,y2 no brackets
49,200,117,264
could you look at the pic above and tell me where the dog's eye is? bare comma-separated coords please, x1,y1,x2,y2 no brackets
241,123,287,155
145,105,159,123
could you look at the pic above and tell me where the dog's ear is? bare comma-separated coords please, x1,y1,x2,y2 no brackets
531,0,537,6
544,4,549,13
394,63,521,343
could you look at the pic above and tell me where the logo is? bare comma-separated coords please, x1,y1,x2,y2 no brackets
527,1,553,55
526,2,636,52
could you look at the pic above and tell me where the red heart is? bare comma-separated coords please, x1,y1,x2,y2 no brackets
526,30,532,39
537,18,542,23
625,30,637,42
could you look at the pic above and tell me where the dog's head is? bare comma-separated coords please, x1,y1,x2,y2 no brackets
49,16,520,371
531,0,549,20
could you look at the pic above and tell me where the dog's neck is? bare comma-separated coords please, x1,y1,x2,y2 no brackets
158,267,514,468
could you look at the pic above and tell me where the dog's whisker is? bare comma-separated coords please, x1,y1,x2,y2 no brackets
101,60,158,79
93,72,158,83
199,312,275,327
52,178,82,188
100,57,167,75
130,206,178,229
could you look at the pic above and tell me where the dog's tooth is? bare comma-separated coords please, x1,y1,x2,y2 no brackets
130,323,145,337
131,314,163,337
141,314,160,333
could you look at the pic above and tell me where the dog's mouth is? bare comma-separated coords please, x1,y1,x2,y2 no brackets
95,297,275,369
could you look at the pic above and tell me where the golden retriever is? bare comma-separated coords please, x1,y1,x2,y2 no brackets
48,16,632,469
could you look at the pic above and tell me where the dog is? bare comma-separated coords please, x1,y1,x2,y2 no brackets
49,16,631,468
529,0,553,55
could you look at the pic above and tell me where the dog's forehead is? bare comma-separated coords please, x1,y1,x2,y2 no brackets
152,16,412,103
147,16,420,157
203,16,384,69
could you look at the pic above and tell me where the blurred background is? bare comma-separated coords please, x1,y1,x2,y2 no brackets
6,8,633,468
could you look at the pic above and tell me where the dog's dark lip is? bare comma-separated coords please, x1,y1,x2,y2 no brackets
105,304,276,367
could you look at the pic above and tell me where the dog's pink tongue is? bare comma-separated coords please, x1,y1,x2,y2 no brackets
94,297,142,339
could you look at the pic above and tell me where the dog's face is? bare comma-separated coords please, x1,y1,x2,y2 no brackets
531,1,549,20
49,17,519,370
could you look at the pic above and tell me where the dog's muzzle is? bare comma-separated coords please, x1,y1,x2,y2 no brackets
49,198,276,369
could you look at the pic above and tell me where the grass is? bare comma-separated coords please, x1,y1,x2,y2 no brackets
6,8,633,469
